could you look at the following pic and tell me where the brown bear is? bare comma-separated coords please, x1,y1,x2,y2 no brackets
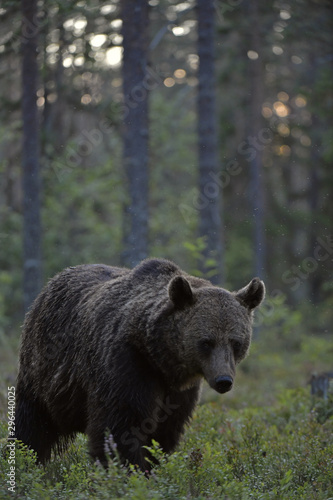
15,258,265,472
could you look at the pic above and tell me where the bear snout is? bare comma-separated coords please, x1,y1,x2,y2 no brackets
214,375,233,394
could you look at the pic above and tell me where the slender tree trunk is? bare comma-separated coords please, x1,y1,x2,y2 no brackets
197,0,224,285
121,0,149,267
308,56,321,303
248,0,266,279
21,0,42,312
308,139,321,303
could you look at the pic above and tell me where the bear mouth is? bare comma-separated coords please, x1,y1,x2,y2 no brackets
178,374,203,391
215,384,233,394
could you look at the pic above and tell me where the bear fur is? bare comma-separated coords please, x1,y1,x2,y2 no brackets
15,258,265,471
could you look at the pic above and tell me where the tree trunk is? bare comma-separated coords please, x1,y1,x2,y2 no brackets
248,0,266,280
308,56,321,304
21,0,42,312
121,0,149,267
197,0,224,285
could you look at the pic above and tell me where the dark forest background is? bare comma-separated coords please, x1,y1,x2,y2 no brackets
0,0,332,336
0,2,333,497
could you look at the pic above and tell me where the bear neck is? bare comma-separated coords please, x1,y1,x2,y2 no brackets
143,317,202,392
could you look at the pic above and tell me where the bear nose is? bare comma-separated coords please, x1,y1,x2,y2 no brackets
215,376,233,394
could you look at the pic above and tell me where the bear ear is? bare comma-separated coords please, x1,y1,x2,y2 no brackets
235,278,265,310
168,276,194,309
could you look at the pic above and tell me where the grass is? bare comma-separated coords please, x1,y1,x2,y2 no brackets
0,389,332,499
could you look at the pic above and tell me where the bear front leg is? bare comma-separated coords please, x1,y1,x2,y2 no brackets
151,386,200,455
15,386,60,463
86,390,159,473
86,346,165,472
87,420,150,472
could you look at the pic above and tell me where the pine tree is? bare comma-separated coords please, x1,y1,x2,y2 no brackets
21,0,42,311
121,0,150,267
197,0,224,284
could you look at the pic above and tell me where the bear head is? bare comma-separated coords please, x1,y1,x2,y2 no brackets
167,275,265,394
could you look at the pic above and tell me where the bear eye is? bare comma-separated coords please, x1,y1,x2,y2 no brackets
231,340,242,355
198,339,215,354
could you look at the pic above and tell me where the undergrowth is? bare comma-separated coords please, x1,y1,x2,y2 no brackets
0,388,332,499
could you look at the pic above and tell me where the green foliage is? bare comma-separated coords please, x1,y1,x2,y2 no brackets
149,92,197,267
43,152,124,277
0,145,125,329
224,233,254,289
1,390,332,499
183,237,214,278
0,206,23,329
